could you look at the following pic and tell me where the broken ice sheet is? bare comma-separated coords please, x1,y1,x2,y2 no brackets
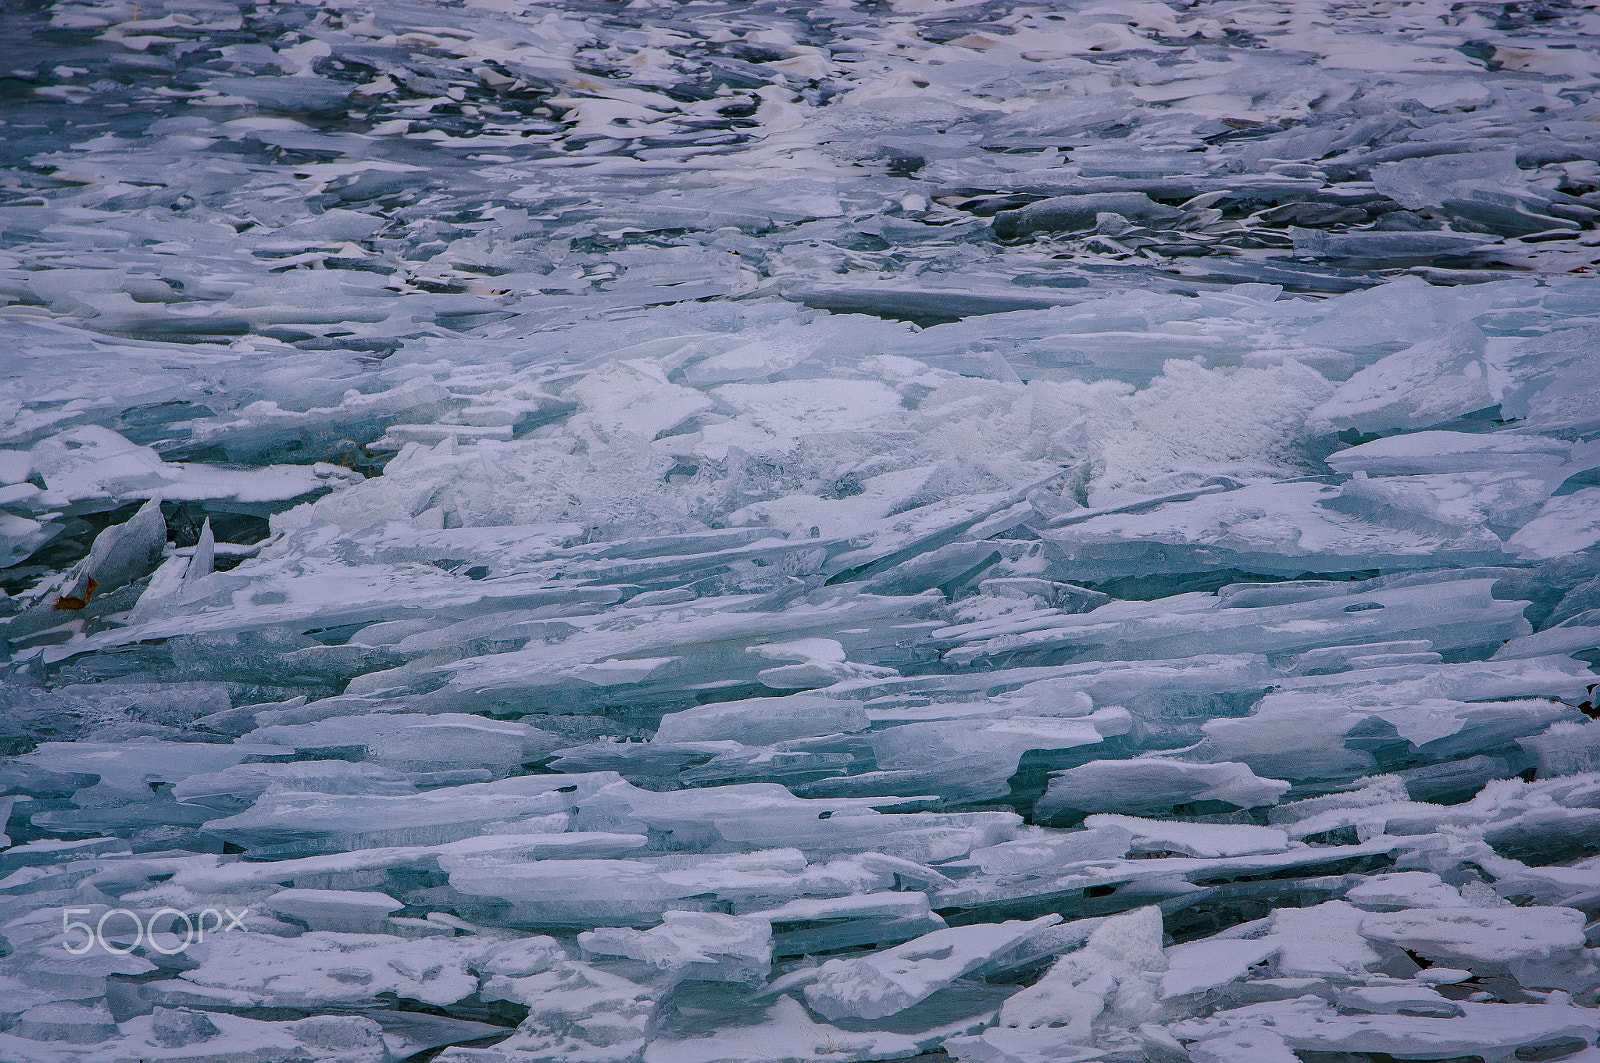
6,0,1600,1058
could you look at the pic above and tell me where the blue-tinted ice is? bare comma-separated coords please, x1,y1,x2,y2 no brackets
3,0,1600,1060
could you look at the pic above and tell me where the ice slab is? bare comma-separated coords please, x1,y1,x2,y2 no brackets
798,915,1060,1020
1036,759,1289,821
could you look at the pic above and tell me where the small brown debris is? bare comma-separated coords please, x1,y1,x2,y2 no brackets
53,576,98,611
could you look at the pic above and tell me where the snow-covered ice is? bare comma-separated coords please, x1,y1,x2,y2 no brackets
3,0,1600,1059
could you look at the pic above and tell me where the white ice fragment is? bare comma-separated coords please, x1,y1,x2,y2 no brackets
18,738,285,801
265,888,404,932
0,509,55,569
179,931,483,1007
245,712,561,775
172,759,417,810
569,778,1016,859
1519,720,1600,777
79,494,166,594
150,1006,221,1048
475,936,569,981
997,906,1165,1040
0,1011,381,1063
749,638,899,690
579,911,771,981
868,709,1133,804
445,850,816,928
641,995,920,1063
1494,616,1600,664
1344,872,1468,911
993,193,1181,238
1311,326,1497,434
1265,902,1381,979
1325,431,1571,477
26,425,357,511
188,517,215,585
1037,759,1289,820
570,361,713,443
1291,641,1439,675
1086,357,1333,506
1199,690,1573,784
801,914,1060,1020
1161,936,1279,998
1509,488,1600,559
1372,151,1526,211
1179,999,1600,1061
1337,984,1464,1017
654,694,869,745
0,449,31,485
1416,967,1475,986
14,1002,118,1044
967,825,1134,877
205,774,587,852
289,1015,388,1062
1359,906,1588,965
1188,1026,1299,1063
461,958,656,1063
129,553,190,622
1081,815,1291,858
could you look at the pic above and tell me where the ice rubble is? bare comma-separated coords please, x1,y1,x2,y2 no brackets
4,0,1600,1059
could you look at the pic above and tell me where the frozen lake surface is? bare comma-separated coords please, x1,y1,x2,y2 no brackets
3,0,1600,1060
